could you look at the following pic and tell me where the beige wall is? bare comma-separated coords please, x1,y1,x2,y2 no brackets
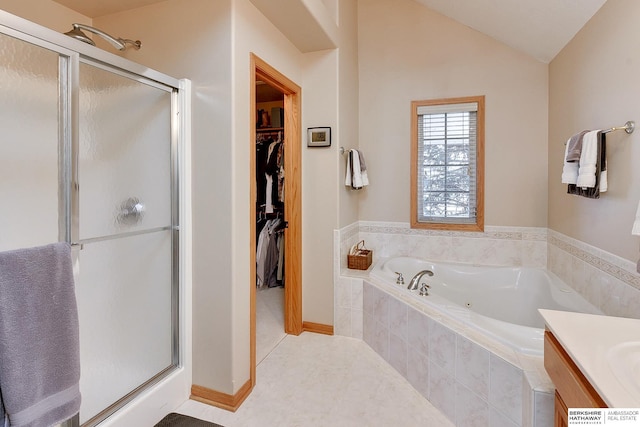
5,0,354,396
95,0,237,393
549,0,640,262
357,0,549,227
0,0,90,31
98,0,353,392
338,0,360,228
301,48,339,322
230,0,305,392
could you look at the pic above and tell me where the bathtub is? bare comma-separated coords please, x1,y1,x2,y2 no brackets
370,256,602,355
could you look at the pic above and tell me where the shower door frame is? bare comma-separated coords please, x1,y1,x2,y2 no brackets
71,58,180,427
0,10,192,427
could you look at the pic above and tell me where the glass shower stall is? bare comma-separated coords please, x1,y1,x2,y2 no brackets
0,11,189,427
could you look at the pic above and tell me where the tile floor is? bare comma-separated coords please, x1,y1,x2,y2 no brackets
177,332,454,426
255,286,286,363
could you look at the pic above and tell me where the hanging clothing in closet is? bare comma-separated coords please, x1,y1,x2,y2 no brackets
256,218,285,288
257,133,284,213
256,130,285,288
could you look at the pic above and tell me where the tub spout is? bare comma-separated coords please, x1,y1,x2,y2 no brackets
408,270,434,291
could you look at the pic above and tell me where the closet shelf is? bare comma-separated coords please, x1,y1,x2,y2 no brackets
257,127,283,132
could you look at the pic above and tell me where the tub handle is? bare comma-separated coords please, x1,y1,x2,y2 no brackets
394,272,404,285
419,283,430,296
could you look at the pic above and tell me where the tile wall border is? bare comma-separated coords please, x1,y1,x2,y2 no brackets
548,230,640,291
358,221,547,241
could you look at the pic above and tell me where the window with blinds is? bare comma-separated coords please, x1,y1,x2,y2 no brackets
411,96,484,231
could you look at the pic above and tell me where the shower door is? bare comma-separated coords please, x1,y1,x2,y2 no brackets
0,32,59,252
74,60,178,425
0,21,183,427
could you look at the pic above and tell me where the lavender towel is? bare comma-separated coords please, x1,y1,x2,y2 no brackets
1,393,6,427
565,130,590,162
0,243,81,427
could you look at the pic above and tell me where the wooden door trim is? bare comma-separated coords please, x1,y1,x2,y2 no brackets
250,54,302,387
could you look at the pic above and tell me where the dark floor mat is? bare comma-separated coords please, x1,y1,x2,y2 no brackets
154,413,224,427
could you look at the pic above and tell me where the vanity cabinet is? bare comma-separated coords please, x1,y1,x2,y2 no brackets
544,330,607,427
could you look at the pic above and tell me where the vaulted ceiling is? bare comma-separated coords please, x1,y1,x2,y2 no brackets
53,0,609,63
414,0,607,63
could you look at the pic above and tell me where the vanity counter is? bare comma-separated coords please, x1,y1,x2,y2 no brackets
540,309,640,408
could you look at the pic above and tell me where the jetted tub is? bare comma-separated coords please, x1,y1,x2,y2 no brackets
370,257,602,355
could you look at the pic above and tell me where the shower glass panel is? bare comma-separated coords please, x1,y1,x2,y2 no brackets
75,231,172,422
76,61,176,424
0,33,59,251
78,62,172,238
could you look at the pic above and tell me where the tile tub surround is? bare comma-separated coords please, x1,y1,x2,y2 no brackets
334,222,640,340
548,230,640,319
333,222,640,424
356,222,548,268
333,222,549,339
362,279,554,427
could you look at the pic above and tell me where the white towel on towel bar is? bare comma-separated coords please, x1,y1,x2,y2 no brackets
345,149,368,189
561,137,579,184
576,130,600,188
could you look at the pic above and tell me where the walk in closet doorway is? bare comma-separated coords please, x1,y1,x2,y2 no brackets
250,55,302,386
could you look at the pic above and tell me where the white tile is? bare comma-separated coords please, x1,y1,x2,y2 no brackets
456,336,490,399
363,311,375,347
178,333,454,427
389,332,408,377
256,287,286,364
363,282,374,315
489,354,523,425
455,384,489,427
351,308,363,339
429,318,456,374
578,263,603,309
428,361,456,422
522,240,547,268
533,390,554,427
351,278,363,310
334,306,351,337
421,235,454,262
621,285,640,319
451,238,521,266
335,277,351,308
407,345,429,398
372,319,389,360
490,408,518,427
388,296,408,340
570,257,587,292
408,306,430,356
372,286,390,326
601,276,640,319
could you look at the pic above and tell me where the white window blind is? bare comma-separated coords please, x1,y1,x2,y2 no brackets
416,102,477,224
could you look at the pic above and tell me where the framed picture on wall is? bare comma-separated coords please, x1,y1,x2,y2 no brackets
307,127,331,147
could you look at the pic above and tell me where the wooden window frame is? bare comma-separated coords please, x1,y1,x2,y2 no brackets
410,96,485,231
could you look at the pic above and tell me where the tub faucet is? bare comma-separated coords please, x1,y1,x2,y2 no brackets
408,270,434,291
394,272,405,285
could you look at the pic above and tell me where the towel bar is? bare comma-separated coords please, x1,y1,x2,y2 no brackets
564,121,635,145
602,120,635,134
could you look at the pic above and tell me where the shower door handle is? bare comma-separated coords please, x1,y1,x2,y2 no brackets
117,197,145,225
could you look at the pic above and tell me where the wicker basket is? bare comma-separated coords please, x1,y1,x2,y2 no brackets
347,240,373,270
